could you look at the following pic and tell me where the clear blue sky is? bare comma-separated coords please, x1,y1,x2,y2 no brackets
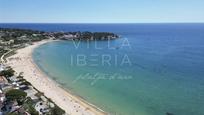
0,0,204,23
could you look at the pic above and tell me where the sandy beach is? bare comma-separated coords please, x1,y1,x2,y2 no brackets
5,40,106,115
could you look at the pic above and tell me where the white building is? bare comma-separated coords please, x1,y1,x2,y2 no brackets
0,65,4,72
35,101,49,115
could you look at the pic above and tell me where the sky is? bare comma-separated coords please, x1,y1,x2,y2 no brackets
0,0,204,23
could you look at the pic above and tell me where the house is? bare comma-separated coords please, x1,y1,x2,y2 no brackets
62,34,75,40
40,96,47,102
0,91,6,112
0,76,8,89
35,101,49,115
0,65,4,72
19,85,29,90
9,76,19,82
0,91,6,102
9,40,14,44
2,101,20,113
32,34,38,37
12,82,20,87
11,107,31,115
0,40,14,45
1,84,12,92
20,35,27,39
24,87,39,102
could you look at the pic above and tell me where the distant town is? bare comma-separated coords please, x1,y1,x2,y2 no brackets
0,28,119,60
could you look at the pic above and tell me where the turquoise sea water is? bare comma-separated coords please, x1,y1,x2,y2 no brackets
1,24,204,115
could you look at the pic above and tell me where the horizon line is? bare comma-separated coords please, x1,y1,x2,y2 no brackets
1,22,204,24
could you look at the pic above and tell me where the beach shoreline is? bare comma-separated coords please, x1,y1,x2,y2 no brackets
5,39,107,115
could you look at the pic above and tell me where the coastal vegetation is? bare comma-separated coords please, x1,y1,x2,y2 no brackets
7,112,19,115
0,28,119,45
62,31,119,40
0,28,46,44
0,47,7,57
23,97,39,115
5,89,27,105
0,67,15,78
50,104,66,115
0,28,119,61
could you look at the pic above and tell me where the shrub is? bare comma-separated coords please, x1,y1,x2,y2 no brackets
6,89,27,105
20,81,31,86
28,105,39,115
50,105,65,115
7,112,19,115
0,68,15,78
